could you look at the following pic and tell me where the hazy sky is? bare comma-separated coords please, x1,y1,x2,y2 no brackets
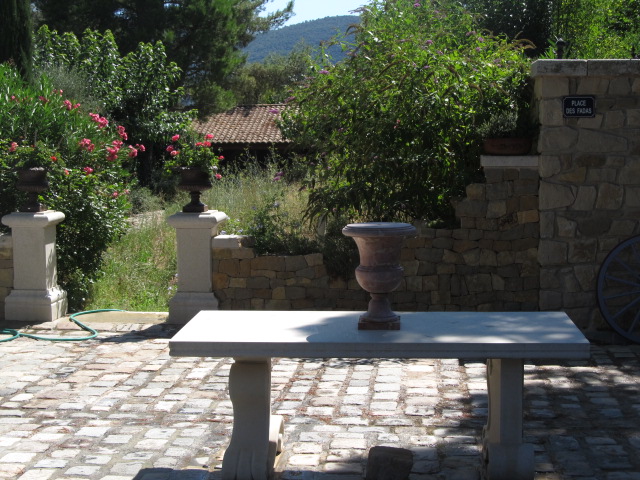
265,0,366,25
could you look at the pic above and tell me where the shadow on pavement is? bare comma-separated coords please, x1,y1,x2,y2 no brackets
132,467,215,479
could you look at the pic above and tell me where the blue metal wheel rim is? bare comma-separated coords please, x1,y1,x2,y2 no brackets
597,235,640,344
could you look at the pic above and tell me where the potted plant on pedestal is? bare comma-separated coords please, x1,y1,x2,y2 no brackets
164,133,222,213
4,140,59,212
478,110,535,156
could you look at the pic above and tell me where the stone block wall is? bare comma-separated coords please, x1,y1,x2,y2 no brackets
424,160,540,311
211,159,539,314
0,234,12,321
533,60,640,333
211,235,369,311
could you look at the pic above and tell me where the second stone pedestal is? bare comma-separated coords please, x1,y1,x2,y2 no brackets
2,211,67,322
167,210,228,324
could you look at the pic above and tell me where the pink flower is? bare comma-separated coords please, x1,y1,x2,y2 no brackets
170,150,179,157
89,113,108,128
136,144,146,152
83,166,94,175
218,155,225,161
8,142,18,152
166,145,175,153
171,134,180,142
112,191,119,198
117,125,128,140
214,173,222,180
128,146,138,158
79,138,95,152
64,169,70,175
106,146,119,161
51,156,58,162
64,100,80,110
205,134,214,139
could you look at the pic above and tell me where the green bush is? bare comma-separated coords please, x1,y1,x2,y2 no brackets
0,64,138,309
549,0,640,59
281,0,532,224
33,26,195,186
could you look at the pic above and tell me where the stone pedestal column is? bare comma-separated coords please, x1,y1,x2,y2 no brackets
167,210,228,324
1,211,67,322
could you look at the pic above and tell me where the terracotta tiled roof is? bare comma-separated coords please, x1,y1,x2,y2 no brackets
192,104,291,145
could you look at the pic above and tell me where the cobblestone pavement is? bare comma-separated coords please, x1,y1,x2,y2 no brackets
1,319,640,480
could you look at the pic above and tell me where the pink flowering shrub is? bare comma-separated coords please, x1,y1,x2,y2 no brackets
0,64,142,308
162,133,221,175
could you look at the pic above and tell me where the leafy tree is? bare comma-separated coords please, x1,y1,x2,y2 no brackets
32,0,293,113
466,0,640,58
550,0,640,58
229,47,312,104
0,0,33,81
464,0,553,56
33,26,195,185
281,0,532,223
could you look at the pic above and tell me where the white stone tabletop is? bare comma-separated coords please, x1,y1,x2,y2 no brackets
169,310,591,360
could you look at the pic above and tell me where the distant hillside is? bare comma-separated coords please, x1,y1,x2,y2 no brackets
245,15,360,63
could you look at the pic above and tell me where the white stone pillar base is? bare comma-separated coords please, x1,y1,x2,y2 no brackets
2,211,67,323
4,286,67,323
167,292,220,325
167,210,228,325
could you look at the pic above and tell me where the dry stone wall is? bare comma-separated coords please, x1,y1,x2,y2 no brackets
0,234,12,321
212,235,369,311
211,160,540,314
533,59,640,333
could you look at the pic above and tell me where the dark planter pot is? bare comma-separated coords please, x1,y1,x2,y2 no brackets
177,167,212,213
482,137,532,156
16,167,48,212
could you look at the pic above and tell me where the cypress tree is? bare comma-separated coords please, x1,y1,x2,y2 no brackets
0,0,33,81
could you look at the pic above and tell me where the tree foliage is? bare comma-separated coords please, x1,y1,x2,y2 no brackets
33,26,195,184
0,0,33,81
229,47,312,105
281,0,532,223
465,0,640,58
464,0,553,56
32,0,293,113
550,0,640,58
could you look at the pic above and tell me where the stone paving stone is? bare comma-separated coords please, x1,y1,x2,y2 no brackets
2,323,640,479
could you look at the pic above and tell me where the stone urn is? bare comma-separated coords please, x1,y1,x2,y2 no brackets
177,167,212,213
342,222,417,330
16,167,49,212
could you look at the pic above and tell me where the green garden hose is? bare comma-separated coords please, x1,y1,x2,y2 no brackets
0,309,124,343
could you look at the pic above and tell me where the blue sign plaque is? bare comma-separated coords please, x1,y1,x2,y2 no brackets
563,96,595,118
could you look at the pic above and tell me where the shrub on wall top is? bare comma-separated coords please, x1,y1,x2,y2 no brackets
281,0,533,224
